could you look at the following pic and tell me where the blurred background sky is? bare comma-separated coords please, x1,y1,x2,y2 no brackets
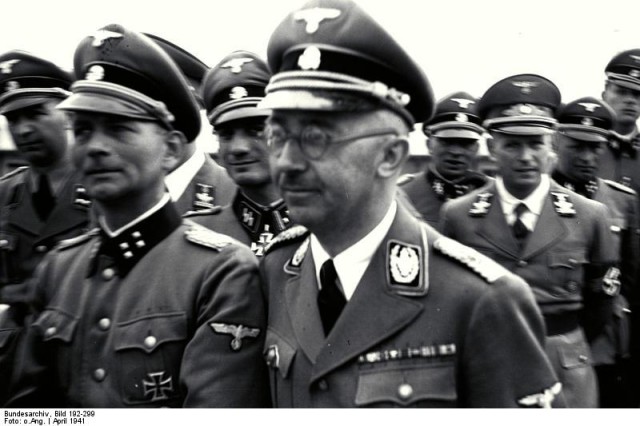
1,0,640,152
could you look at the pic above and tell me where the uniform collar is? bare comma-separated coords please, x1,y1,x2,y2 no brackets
551,169,598,198
232,190,290,244
426,167,484,201
310,201,397,301
164,147,206,201
609,128,640,158
496,174,550,217
91,194,182,278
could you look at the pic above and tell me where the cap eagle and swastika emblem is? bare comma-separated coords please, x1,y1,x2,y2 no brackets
512,81,539,94
0,59,20,74
90,29,123,47
451,98,474,109
221,58,253,74
293,7,341,33
578,102,600,112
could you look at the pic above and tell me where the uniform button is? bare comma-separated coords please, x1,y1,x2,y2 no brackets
93,368,106,382
565,281,579,293
317,380,328,391
35,245,48,253
397,383,413,400
517,260,528,267
579,355,589,363
98,318,111,331
144,336,157,349
0,239,9,248
568,258,579,266
44,327,57,337
102,268,115,280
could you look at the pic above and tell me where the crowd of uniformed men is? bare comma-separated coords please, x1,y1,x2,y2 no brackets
0,0,639,408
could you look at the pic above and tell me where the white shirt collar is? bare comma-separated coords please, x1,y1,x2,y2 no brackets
100,193,172,237
164,147,206,201
310,201,397,301
495,174,550,229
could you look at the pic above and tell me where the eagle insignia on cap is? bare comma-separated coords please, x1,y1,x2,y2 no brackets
229,86,249,100
512,81,539,94
455,113,469,122
630,55,640,63
85,65,105,81
630,70,640,78
221,58,253,74
293,7,341,34
578,102,600,112
298,46,322,71
451,98,474,109
5,81,19,92
581,117,594,126
91,29,123,47
0,59,20,74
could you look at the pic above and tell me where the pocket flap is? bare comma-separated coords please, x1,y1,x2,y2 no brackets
264,328,296,379
548,252,587,268
114,312,187,354
559,343,591,369
608,218,626,233
355,364,456,406
0,232,17,250
33,309,78,343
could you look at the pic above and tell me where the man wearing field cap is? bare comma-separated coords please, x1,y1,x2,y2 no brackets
399,92,489,228
187,50,290,256
259,0,560,408
145,33,237,214
5,25,269,408
0,51,93,405
441,74,620,407
553,97,640,407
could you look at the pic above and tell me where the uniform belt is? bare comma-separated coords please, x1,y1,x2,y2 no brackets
544,313,580,336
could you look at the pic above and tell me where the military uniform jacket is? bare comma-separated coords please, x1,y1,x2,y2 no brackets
0,167,91,286
172,155,237,215
6,205,269,408
399,170,489,229
260,205,561,408
599,131,640,211
440,181,619,317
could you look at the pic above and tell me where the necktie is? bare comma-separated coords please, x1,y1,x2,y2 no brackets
317,259,346,335
512,203,529,247
32,174,56,221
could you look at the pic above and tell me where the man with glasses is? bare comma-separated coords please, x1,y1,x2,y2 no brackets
259,0,561,408
400,92,489,229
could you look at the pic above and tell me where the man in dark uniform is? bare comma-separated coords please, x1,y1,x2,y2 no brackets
440,75,620,407
399,92,488,228
4,24,269,408
598,49,640,406
553,97,640,407
145,33,237,215
259,0,561,408
0,52,92,405
187,51,290,256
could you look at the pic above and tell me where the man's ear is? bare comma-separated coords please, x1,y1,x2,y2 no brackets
162,130,186,173
485,133,496,157
377,136,409,178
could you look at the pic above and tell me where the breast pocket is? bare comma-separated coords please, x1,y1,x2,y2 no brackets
547,251,587,298
355,363,457,407
264,328,296,407
114,312,187,406
0,231,18,284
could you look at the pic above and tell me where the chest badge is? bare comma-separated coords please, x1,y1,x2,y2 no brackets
142,371,173,402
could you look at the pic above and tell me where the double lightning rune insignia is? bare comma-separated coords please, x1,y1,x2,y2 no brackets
91,29,123,47
210,323,260,351
293,7,341,34
0,59,20,74
451,98,474,109
518,382,562,408
221,58,253,74
142,372,173,402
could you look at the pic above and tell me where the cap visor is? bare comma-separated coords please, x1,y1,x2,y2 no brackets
562,130,608,143
431,128,482,139
57,92,156,120
491,125,555,136
213,106,271,126
608,78,640,93
0,96,51,115
259,89,377,112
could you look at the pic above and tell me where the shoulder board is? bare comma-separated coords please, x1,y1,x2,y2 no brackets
55,228,100,251
182,206,223,218
184,221,238,251
433,237,508,283
397,173,416,186
264,225,309,254
0,166,28,182
603,179,637,195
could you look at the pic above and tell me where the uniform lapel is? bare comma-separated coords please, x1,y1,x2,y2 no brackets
310,206,424,384
475,184,520,257
37,177,89,242
284,241,326,363
520,186,568,259
7,178,40,236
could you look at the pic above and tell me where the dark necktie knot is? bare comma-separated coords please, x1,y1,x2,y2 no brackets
33,174,56,221
317,259,346,336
